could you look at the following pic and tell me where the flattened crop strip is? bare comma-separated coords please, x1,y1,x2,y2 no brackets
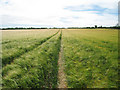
58,30,67,88
1,40,12,44
2,30,60,66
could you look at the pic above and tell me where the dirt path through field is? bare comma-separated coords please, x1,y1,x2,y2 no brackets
58,31,67,88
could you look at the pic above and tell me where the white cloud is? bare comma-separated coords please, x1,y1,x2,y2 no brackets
0,0,119,27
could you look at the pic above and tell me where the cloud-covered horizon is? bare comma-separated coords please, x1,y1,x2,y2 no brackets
0,0,119,28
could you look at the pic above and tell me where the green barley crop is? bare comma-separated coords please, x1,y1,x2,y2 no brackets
2,30,59,66
2,29,118,88
62,29,118,88
2,30,61,88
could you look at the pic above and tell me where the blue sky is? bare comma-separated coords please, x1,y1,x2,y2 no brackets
0,0,119,28
64,5,118,15
64,5,108,12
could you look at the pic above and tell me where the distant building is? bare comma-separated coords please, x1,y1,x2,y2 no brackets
118,1,120,26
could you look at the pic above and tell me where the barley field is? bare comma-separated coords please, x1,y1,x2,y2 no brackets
1,29,118,88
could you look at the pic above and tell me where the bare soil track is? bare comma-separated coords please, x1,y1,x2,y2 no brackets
58,31,67,88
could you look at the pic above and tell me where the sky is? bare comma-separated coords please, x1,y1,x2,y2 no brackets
0,0,119,28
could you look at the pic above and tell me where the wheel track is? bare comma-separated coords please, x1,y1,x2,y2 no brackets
58,30,67,88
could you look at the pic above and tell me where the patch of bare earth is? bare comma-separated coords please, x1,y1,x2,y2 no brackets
58,38,67,88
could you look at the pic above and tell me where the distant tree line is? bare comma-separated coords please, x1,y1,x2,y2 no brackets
1,27,48,30
1,26,120,30
1,27,66,30
67,25,120,29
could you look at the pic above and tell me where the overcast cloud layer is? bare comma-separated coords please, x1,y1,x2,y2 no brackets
0,0,119,28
